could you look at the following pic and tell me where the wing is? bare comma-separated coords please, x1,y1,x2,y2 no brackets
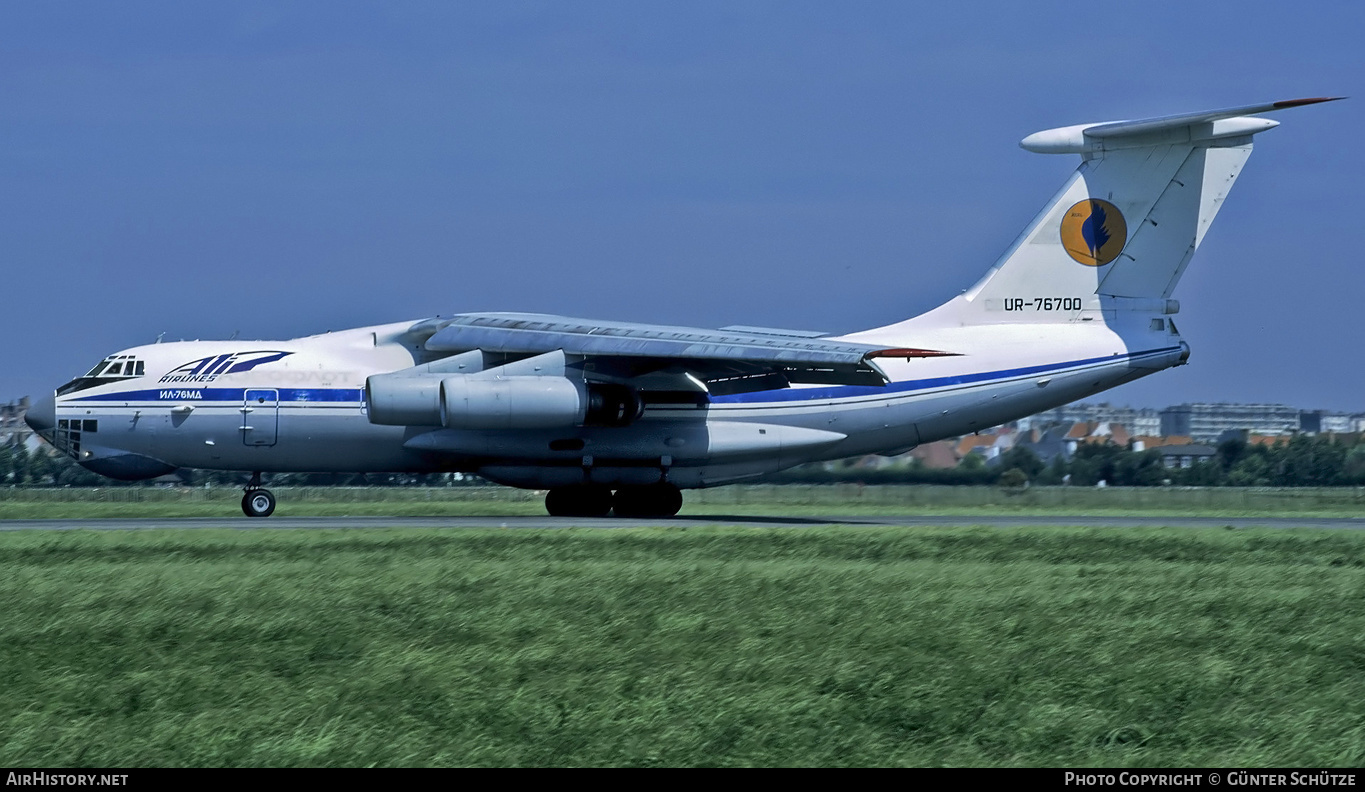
405,313,954,396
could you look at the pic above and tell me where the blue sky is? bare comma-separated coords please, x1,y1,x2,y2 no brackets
3,2,1360,410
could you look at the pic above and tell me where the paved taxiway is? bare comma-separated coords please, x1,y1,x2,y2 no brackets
2,515,1362,531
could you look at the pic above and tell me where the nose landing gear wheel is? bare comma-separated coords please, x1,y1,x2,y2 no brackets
242,489,276,518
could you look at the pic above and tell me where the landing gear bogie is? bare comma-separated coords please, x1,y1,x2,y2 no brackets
612,484,683,518
544,483,683,518
545,485,614,517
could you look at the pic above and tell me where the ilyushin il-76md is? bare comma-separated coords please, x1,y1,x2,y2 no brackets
26,98,1338,518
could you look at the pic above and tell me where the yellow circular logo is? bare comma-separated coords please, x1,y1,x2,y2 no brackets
1060,198,1127,266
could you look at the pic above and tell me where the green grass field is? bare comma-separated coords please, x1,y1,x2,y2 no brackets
2,484,1363,519
1,523,1363,766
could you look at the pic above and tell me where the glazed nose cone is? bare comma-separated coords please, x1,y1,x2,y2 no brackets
25,392,56,436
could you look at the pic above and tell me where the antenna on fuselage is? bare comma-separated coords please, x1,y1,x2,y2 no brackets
155,332,165,344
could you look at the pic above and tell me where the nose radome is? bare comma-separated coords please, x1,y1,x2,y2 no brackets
25,392,56,435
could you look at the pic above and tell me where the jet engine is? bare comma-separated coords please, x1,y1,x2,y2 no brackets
366,373,642,429
440,375,583,429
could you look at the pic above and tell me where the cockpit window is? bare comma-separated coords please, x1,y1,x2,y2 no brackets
58,355,148,396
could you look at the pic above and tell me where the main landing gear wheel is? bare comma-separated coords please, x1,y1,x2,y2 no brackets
612,484,683,518
545,485,613,517
242,489,276,518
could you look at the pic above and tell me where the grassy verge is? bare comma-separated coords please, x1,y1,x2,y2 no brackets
2,484,1363,519
1,524,1363,766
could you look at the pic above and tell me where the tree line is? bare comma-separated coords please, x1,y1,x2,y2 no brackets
766,435,1365,487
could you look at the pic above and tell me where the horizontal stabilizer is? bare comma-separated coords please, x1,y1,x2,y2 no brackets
1021,97,1342,154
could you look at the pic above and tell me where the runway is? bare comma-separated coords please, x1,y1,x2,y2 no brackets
2,515,1363,531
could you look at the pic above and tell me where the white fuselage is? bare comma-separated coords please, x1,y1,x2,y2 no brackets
46,314,1187,488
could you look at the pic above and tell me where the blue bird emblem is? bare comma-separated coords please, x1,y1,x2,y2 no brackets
1080,201,1111,258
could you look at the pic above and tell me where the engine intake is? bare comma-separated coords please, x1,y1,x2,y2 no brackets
366,375,444,426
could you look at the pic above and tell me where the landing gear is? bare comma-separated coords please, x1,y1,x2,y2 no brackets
242,472,275,518
545,485,614,517
242,489,276,518
544,484,683,517
612,483,683,518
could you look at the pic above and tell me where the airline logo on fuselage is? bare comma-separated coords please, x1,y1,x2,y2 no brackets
1060,199,1127,266
158,351,293,384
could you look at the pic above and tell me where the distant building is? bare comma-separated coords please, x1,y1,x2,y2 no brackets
1012,425,1074,464
1317,413,1354,434
952,425,1018,464
908,440,961,470
1159,403,1300,442
1130,435,1194,453
1020,402,1161,436
957,434,998,460
1159,444,1219,469
1009,420,1149,463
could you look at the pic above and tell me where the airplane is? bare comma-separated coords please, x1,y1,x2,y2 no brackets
25,98,1338,518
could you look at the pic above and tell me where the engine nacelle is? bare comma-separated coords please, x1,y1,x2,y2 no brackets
440,375,586,430
369,370,644,429
440,377,645,430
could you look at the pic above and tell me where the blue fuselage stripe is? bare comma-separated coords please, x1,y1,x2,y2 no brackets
69,388,367,403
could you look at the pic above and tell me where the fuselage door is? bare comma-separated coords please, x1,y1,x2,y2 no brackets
241,389,280,447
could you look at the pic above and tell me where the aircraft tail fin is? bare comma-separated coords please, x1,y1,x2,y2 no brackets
916,98,1340,326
